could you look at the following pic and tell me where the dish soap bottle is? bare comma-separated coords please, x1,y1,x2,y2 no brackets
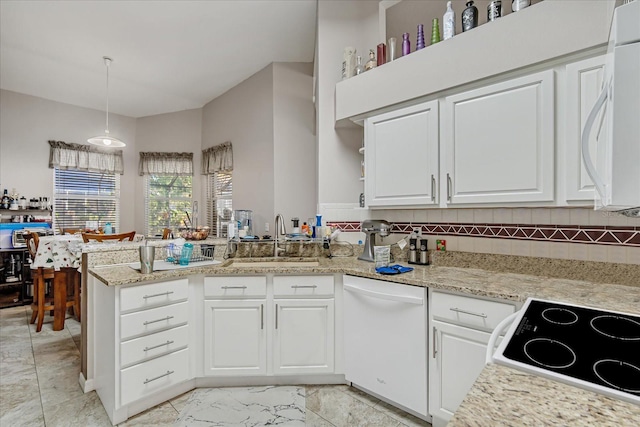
443,1,455,40
364,49,377,71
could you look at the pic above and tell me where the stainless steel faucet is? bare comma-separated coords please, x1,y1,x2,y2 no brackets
274,214,287,258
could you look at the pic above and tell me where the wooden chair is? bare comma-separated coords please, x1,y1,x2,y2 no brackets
162,228,172,239
62,228,83,235
25,232,79,331
81,231,136,243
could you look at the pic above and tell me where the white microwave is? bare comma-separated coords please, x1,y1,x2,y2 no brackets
582,0,640,217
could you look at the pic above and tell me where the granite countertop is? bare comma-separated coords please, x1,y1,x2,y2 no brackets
87,255,640,424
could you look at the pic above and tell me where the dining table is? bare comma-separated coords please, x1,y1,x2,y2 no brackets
31,234,83,330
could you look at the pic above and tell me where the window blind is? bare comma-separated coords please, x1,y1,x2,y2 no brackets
207,172,232,237
53,168,120,232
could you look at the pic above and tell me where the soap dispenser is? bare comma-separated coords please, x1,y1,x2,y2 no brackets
291,217,300,234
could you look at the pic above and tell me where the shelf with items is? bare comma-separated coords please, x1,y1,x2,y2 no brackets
0,249,32,309
336,0,613,122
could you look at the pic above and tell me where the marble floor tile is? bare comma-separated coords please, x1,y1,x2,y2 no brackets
43,390,111,427
306,388,401,427
306,409,336,427
169,390,196,413
0,393,45,427
372,400,431,427
175,386,306,427
119,401,178,426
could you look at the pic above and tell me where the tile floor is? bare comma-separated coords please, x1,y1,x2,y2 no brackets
0,306,431,426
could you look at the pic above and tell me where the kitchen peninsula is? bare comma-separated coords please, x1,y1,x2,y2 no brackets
81,241,640,426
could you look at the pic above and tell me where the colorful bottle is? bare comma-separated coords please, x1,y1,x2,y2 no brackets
462,1,478,32
416,24,425,50
377,43,386,66
443,1,456,40
431,18,441,45
402,32,411,56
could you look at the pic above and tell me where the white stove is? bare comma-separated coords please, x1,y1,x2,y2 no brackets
488,298,640,405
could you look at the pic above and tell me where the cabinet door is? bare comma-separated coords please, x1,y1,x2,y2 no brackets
565,55,606,202
273,299,334,375
203,299,266,376
365,101,439,207
429,320,491,424
442,70,555,204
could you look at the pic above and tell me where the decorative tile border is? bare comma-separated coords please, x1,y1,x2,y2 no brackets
327,221,640,247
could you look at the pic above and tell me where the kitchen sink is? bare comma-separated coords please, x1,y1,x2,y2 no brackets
225,259,320,268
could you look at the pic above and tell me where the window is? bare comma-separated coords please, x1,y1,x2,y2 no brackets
145,174,193,237
53,168,120,232
207,171,232,237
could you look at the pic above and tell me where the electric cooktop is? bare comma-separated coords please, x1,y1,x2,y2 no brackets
493,298,640,405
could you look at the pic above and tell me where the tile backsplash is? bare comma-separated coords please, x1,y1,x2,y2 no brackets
325,207,640,265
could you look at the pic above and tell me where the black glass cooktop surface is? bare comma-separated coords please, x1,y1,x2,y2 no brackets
502,299,640,400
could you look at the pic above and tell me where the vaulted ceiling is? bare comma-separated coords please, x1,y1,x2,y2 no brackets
0,1,317,118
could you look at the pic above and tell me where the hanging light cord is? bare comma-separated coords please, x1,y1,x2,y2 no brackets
104,57,111,134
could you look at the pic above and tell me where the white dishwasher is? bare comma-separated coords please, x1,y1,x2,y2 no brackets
343,275,428,419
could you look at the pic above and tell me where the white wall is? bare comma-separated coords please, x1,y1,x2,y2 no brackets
273,62,316,229
316,1,379,219
0,89,138,232
134,108,203,234
202,64,275,236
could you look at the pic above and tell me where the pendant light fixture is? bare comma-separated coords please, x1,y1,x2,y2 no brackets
88,56,125,148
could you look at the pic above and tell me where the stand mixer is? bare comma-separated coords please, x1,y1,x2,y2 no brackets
358,220,391,262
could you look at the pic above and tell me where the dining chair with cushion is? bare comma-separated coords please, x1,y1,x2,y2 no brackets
81,231,136,243
24,232,78,331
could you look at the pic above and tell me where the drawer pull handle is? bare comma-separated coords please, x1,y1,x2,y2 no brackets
447,173,452,202
260,304,264,330
291,285,317,289
143,316,174,326
221,286,248,289
450,307,487,318
143,291,174,299
275,304,278,329
143,370,174,385
143,340,174,352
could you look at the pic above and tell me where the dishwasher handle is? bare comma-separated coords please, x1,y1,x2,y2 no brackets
344,283,423,305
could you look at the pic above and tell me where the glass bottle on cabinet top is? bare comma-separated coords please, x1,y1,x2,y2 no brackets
355,55,365,75
364,49,377,71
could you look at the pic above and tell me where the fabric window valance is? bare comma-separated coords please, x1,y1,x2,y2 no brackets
48,140,124,174
201,142,233,174
138,152,194,176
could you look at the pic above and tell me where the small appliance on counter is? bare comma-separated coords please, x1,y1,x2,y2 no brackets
358,219,391,262
0,223,53,249
488,297,640,405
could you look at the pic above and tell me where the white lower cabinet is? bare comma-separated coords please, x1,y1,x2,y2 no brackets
273,298,334,374
203,299,267,376
428,290,516,427
203,275,336,377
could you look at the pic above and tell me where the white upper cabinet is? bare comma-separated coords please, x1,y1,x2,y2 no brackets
564,55,606,203
441,70,555,205
365,101,439,207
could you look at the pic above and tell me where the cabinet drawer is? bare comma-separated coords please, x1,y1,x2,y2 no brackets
120,301,189,341
120,348,189,406
120,279,188,313
204,276,266,298
274,275,334,297
120,324,189,368
431,292,515,331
